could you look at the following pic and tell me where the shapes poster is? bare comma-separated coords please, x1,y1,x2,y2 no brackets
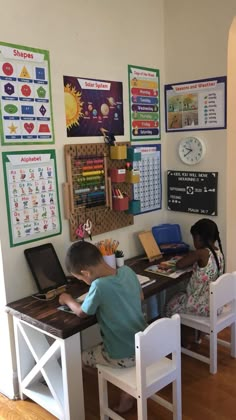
165,76,226,132
0,41,54,145
128,65,160,141
2,150,61,247
63,76,124,137
132,144,162,213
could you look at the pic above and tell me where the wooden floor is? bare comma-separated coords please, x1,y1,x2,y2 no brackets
1,331,236,419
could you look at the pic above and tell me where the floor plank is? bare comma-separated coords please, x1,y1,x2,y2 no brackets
0,331,236,419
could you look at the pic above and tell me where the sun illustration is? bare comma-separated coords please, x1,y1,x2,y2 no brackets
64,84,84,129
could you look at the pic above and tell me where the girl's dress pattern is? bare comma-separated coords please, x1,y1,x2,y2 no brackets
165,249,224,317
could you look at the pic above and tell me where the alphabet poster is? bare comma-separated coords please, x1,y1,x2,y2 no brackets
63,76,124,137
0,41,54,145
2,150,61,247
128,65,160,141
165,76,226,132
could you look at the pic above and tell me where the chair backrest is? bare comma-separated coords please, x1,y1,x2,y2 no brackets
210,272,236,312
135,314,180,370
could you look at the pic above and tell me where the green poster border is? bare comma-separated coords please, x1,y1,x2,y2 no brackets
2,149,62,247
128,64,161,142
0,41,55,146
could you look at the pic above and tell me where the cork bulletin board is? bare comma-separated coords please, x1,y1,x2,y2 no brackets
63,142,134,241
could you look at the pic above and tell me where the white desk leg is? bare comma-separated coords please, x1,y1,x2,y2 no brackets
13,317,85,420
61,332,85,420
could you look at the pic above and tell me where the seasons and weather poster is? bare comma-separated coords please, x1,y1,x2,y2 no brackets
128,65,160,141
2,150,61,247
165,76,226,132
0,41,54,145
63,76,124,137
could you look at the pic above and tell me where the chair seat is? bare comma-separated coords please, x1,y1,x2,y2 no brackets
98,357,175,391
180,305,233,332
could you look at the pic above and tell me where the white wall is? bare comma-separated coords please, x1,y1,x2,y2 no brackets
1,0,236,399
163,0,236,251
227,17,236,271
0,0,166,397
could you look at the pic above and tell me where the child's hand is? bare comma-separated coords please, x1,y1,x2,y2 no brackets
59,292,72,305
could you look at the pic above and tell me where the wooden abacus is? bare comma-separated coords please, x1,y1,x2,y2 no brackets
63,143,133,241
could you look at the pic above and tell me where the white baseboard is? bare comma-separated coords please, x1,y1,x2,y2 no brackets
0,370,19,400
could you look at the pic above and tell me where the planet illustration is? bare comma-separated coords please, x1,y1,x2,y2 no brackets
107,97,116,106
101,103,109,116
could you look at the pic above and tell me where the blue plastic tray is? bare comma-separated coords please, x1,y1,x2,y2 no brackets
152,224,189,254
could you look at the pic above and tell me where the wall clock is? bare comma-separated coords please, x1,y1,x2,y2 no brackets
178,136,206,165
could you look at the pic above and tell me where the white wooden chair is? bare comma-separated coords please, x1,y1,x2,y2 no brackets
97,314,182,420
180,272,236,374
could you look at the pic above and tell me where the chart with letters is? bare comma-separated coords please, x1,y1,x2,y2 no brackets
167,170,218,215
2,150,61,247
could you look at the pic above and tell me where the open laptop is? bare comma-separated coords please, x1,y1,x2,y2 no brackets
24,243,69,296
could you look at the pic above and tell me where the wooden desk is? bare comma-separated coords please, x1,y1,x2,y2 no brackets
6,257,190,420
126,255,191,299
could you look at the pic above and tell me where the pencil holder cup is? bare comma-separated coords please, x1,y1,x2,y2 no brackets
126,199,141,215
116,256,124,267
103,254,116,269
112,196,129,211
110,145,127,160
127,147,141,162
109,168,126,182
125,170,140,184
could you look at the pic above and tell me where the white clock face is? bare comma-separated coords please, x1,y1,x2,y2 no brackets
178,137,206,165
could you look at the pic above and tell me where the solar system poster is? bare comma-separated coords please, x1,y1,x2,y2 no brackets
0,41,54,145
63,76,124,137
128,65,160,141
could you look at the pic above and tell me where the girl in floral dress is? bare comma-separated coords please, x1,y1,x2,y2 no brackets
165,218,224,317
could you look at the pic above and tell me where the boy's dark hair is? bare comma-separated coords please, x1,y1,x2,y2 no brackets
65,241,103,274
190,218,224,273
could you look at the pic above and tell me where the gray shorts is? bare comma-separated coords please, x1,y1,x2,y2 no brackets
82,343,135,368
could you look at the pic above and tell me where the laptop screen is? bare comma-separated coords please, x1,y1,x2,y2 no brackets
24,243,68,293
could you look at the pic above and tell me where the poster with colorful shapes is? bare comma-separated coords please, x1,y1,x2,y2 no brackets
165,76,226,132
2,150,61,247
0,41,54,145
63,76,124,137
128,65,160,141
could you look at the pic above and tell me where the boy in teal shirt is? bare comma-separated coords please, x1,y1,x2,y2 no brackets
59,241,146,413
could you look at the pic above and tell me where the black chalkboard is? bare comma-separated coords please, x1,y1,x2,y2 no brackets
167,171,218,215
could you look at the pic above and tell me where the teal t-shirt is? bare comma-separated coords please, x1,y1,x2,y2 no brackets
81,265,146,359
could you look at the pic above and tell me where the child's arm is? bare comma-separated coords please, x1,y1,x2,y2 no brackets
176,249,207,269
59,293,88,318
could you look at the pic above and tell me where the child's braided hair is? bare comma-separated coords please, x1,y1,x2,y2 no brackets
190,218,225,273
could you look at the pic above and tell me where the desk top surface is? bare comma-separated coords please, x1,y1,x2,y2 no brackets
6,255,190,339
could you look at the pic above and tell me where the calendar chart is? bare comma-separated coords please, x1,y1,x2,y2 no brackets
132,144,161,214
